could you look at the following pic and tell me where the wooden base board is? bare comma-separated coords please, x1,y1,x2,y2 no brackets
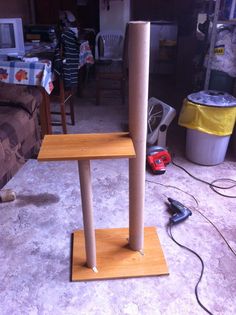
71,226,169,281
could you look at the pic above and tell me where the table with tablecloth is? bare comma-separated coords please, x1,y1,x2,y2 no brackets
0,59,54,135
79,40,94,68
0,59,53,93
0,40,94,135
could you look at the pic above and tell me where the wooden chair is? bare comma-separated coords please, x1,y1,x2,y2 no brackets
50,75,75,134
95,28,128,105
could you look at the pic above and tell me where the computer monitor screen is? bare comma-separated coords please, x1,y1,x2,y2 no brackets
0,18,25,57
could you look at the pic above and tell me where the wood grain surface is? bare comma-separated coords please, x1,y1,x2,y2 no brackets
72,227,169,281
38,132,136,161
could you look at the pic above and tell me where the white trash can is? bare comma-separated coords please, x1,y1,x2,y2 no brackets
179,90,236,165
186,129,231,165
232,126,236,159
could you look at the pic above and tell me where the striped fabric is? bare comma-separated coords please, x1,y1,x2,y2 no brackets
53,29,80,89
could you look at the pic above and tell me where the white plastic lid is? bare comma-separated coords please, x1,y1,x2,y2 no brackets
187,90,236,107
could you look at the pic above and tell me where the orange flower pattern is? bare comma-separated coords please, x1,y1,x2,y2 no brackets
15,69,28,82
0,68,8,80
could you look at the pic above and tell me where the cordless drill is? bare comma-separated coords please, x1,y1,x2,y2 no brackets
168,198,192,224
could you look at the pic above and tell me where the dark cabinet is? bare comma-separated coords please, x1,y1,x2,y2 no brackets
35,0,77,24
34,0,99,31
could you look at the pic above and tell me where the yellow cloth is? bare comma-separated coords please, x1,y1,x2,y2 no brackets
178,99,236,136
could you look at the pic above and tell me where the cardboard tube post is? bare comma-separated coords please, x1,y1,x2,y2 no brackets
78,160,97,270
129,21,150,251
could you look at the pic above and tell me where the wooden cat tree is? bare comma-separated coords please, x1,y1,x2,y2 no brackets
38,22,168,281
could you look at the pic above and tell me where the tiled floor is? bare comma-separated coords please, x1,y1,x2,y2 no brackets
1,74,236,315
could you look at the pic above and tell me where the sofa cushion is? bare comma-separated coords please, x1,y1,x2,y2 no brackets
0,105,41,188
0,82,40,115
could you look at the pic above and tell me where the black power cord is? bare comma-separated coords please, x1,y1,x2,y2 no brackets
171,158,236,198
167,223,214,315
146,179,236,257
146,179,236,314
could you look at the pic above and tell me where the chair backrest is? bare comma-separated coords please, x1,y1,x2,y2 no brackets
95,31,124,60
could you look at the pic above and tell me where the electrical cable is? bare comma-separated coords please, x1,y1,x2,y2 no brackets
146,179,236,257
146,178,236,313
145,150,235,313
171,158,236,198
146,179,199,205
193,205,236,257
209,178,236,197
167,223,214,315
171,158,236,190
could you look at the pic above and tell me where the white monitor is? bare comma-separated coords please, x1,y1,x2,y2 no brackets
0,18,25,57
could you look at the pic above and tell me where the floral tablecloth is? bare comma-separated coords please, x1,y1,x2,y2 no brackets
0,60,53,94
0,41,94,95
79,40,94,68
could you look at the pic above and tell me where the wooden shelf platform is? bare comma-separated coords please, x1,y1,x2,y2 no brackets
72,227,169,281
38,132,136,161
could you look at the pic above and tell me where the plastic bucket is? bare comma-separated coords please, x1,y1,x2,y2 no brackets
232,126,236,159
186,129,231,165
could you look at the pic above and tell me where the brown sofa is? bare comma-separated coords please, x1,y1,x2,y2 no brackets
0,82,42,188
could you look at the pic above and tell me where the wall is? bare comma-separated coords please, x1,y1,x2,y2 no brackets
0,0,30,24
99,0,130,33
131,0,177,21
131,0,199,89
34,0,79,25
77,0,99,31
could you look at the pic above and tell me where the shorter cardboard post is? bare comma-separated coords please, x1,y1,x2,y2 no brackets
78,160,97,270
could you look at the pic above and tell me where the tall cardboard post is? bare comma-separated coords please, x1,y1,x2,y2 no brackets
129,22,150,251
